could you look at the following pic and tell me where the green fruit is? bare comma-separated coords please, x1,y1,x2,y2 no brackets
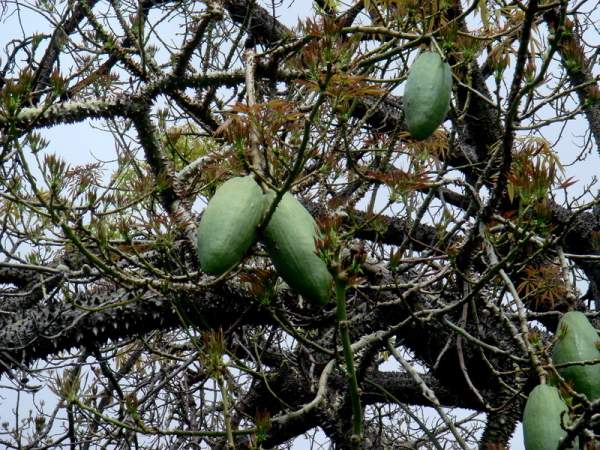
523,384,574,450
196,176,265,276
263,192,333,305
403,51,452,140
552,311,600,401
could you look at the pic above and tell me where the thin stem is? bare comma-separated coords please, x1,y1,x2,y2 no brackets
244,48,267,179
335,279,362,448
218,374,235,449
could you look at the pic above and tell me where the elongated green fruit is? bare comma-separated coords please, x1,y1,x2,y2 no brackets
523,384,574,450
196,176,264,276
403,52,452,140
552,311,600,401
263,193,333,305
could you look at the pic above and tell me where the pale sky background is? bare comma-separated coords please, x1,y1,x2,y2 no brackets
1,0,599,448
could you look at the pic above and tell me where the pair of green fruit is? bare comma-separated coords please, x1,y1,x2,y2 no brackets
403,51,453,140
196,176,333,305
523,311,600,450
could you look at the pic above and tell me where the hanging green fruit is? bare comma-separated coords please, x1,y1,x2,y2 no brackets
552,311,600,401
196,176,265,276
523,384,574,450
262,192,333,305
403,51,452,140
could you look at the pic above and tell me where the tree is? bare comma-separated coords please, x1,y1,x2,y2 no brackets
0,0,599,448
